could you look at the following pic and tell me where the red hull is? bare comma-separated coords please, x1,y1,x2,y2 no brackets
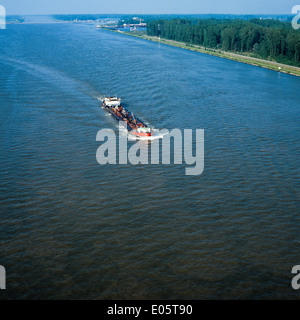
131,131,152,137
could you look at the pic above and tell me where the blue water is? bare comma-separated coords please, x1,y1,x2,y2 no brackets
0,21,300,299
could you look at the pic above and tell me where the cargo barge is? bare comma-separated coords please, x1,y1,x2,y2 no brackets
102,97,153,138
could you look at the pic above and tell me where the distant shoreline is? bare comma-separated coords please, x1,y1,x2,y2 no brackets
7,21,74,24
107,29,300,77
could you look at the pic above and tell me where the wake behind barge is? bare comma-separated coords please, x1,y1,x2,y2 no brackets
102,97,153,138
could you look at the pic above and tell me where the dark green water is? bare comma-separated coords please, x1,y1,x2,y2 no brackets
0,21,299,299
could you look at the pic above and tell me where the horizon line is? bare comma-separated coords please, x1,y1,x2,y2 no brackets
6,12,295,16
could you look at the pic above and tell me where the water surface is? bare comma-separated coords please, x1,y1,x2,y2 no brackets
0,22,300,299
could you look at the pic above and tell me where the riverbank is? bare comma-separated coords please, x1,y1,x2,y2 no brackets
112,30,300,77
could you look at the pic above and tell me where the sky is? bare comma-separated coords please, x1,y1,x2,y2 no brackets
0,0,297,15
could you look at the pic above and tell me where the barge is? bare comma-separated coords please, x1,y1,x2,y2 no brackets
102,97,153,138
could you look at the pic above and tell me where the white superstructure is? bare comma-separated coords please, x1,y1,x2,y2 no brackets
103,97,121,107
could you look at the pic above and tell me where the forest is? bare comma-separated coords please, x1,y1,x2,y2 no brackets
147,19,300,67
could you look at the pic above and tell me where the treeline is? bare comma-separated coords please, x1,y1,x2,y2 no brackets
6,16,25,23
53,14,120,21
147,19,300,66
